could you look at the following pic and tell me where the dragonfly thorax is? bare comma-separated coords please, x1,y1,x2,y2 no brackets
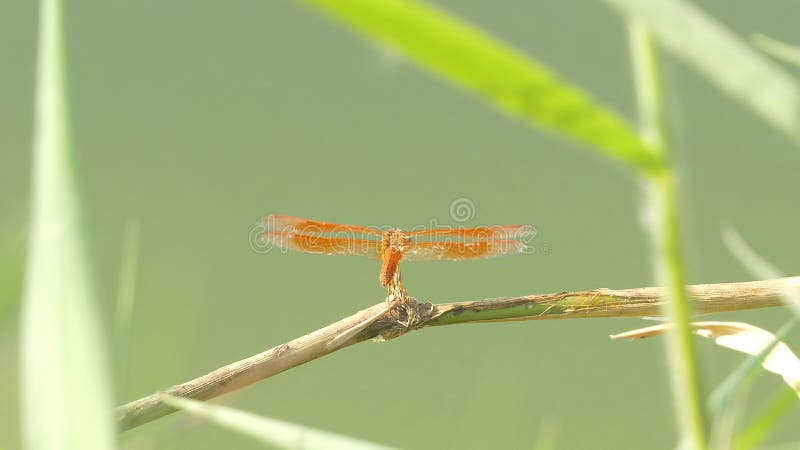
381,229,411,253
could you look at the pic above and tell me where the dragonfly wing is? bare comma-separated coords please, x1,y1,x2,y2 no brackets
407,224,535,239
259,231,381,259
403,240,528,261
261,214,384,236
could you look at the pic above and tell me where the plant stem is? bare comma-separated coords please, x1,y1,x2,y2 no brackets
116,277,795,431
629,21,707,449
649,173,707,448
428,278,793,325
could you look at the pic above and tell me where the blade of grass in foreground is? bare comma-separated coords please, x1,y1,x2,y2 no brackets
604,0,800,141
708,228,800,414
628,20,705,450
707,319,797,414
753,34,800,68
114,220,141,393
723,227,800,316
718,227,800,449
302,0,664,175
734,388,797,450
705,318,797,450
19,0,116,448
163,395,398,450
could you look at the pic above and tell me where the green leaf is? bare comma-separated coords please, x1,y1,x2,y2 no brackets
163,396,398,450
605,0,800,140
19,0,116,448
302,0,664,174
753,34,800,68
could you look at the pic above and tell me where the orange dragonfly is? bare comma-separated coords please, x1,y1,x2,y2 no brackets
258,214,534,295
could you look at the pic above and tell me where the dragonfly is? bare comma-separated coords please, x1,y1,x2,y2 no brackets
258,215,534,306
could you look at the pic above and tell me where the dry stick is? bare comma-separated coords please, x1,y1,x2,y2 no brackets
118,276,800,431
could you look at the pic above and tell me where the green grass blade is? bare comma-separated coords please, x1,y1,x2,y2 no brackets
628,21,666,152
722,226,800,316
707,318,796,414
734,388,797,450
19,0,116,448
604,0,800,140
707,217,800,414
302,0,664,174
629,21,706,449
645,174,707,450
753,34,800,68
717,227,800,449
114,220,141,392
163,396,398,450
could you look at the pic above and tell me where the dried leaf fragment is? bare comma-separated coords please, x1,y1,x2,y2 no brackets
611,321,800,394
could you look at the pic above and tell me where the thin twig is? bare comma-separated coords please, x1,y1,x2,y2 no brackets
117,277,799,431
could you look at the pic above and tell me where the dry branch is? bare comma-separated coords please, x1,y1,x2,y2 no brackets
118,276,799,431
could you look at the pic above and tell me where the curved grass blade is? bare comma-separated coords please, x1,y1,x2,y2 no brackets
753,34,800,68
114,220,141,392
614,313,800,450
19,0,116,448
717,227,800,449
705,318,796,450
714,227,800,414
699,321,800,396
733,388,797,450
302,0,664,174
707,318,797,415
604,0,800,141
163,395,398,450
723,227,800,316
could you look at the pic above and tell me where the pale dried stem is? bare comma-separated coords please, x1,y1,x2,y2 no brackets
118,276,798,431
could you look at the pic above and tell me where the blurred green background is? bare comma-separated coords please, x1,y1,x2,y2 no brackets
2,0,800,448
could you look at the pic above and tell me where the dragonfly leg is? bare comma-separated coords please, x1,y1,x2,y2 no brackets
397,266,404,293
385,266,405,316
